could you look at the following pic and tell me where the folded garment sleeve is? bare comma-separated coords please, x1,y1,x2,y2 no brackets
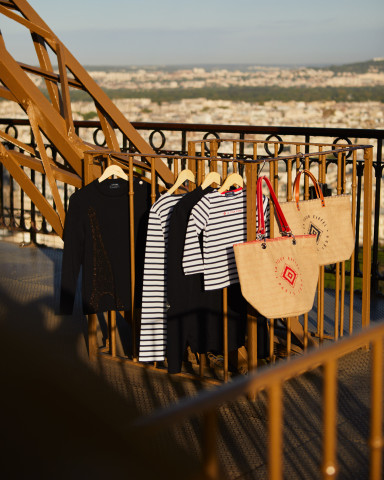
59,194,85,314
182,194,211,275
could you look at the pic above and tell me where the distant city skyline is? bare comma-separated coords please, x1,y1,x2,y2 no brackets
1,0,383,67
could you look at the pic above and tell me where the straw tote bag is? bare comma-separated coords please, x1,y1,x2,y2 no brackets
233,176,319,319
278,169,355,266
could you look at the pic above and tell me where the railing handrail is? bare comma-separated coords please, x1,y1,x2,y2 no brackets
1,118,382,295
1,118,383,140
85,144,371,163
133,320,384,433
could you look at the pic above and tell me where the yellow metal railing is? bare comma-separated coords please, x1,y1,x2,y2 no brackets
133,320,384,480
1,135,377,477
82,142,373,383
188,139,373,349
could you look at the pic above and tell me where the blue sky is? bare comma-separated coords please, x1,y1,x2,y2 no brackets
1,0,383,66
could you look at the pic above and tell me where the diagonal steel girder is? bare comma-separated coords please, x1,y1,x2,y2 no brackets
0,35,85,175
0,0,175,238
0,0,174,184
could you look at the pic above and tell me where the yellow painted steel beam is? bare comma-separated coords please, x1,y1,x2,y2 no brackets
0,130,82,188
56,42,75,135
0,145,63,236
96,103,120,152
0,129,36,155
17,62,84,90
0,2,18,9
30,34,62,112
10,151,82,188
0,41,87,174
0,85,17,101
8,0,174,184
27,103,65,227
0,4,54,41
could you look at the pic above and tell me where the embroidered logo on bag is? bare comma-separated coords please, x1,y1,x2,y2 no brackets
282,265,297,287
275,256,303,296
308,223,322,242
303,214,329,251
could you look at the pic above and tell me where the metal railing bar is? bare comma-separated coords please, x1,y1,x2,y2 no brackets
322,358,338,479
1,119,383,141
372,137,383,293
132,321,384,432
190,137,369,148
82,145,371,167
268,382,283,480
369,336,383,480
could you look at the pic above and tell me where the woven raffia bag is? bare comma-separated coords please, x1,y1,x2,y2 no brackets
277,169,355,266
233,176,319,319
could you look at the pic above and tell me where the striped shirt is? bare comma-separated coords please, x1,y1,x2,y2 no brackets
182,188,270,290
139,192,185,362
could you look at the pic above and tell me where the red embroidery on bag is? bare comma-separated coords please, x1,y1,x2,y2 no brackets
274,256,303,296
282,265,297,287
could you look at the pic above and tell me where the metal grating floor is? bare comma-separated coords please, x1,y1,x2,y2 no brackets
0,239,383,479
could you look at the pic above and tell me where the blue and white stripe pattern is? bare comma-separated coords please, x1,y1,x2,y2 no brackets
182,188,269,290
139,192,185,362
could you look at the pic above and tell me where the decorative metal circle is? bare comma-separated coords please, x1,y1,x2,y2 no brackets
264,135,283,157
325,160,338,173
149,130,166,150
202,132,220,155
93,128,106,147
332,137,352,159
5,124,18,139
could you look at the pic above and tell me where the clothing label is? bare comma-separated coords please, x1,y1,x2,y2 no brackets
224,191,235,197
109,183,121,190
223,208,244,216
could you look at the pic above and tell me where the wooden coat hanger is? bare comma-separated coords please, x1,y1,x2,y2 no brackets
217,172,243,193
98,164,128,182
167,169,195,195
201,171,222,189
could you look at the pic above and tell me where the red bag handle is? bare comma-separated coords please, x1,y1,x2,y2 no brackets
257,176,292,237
293,169,325,210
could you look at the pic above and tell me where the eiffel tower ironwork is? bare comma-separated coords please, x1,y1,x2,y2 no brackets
0,0,173,237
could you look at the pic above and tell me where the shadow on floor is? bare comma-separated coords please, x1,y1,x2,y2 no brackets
0,241,382,479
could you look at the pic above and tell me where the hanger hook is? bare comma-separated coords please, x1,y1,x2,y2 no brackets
259,158,266,175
